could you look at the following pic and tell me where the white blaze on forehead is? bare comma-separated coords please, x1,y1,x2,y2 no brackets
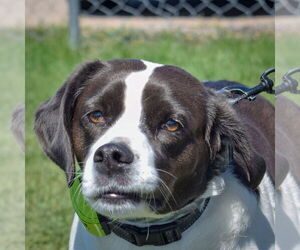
98,60,161,146
122,60,161,131
82,60,163,209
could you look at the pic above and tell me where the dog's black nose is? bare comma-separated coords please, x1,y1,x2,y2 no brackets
94,143,134,170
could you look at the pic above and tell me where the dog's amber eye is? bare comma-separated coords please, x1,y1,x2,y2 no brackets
162,119,181,132
87,111,105,124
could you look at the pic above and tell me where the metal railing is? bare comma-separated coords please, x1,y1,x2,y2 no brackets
68,0,300,48
80,0,274,17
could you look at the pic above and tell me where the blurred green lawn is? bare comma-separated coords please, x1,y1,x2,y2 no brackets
0,30,24,250
276,34,300,105
26,27,274,250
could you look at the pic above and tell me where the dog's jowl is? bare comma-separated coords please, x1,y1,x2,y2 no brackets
35,59,277,250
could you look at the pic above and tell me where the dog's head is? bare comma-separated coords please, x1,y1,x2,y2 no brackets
35,59,265,219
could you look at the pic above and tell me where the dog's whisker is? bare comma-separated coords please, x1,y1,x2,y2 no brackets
142,94,155,104
67,173,83,180
156,168,177,180
158,186,173,211
110,221,122,232
150,191,158,213
156,176,178,206
73,181,82,195
147,191,152,211
146,222,150,241
152,191,156,210
110,217,119,224
73,182,83,205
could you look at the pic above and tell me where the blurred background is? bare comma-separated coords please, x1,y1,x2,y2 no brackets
275,1,300,249
24,0,299,249
0,0,25,250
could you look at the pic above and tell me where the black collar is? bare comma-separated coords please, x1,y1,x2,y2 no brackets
97,198,210,246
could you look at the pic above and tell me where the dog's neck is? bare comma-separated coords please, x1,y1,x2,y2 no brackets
119,197,209,227
103,197,211,246
115,172,227,228
94,161,231,246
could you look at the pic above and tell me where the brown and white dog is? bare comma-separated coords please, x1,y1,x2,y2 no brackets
34,59,276,250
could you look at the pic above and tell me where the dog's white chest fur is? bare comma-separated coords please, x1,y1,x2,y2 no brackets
69,172,275,250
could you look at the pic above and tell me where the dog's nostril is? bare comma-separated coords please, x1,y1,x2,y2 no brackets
112,151,121,162
112,149,134,164
94,151,104,163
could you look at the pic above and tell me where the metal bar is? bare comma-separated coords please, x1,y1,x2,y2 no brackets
68,0,80,48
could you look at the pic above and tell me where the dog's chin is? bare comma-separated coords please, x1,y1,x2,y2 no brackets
87,197,159,219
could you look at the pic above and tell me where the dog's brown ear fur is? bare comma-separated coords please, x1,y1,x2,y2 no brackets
205,92,266,190
34,60,103,186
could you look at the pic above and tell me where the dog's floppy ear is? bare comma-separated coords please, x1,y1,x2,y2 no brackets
34,60,103,186
205,93,266,190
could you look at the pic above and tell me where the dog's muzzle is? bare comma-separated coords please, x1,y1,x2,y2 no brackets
70,171,210,246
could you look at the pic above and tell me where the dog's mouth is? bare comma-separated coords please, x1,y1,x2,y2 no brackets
98,191,142,204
